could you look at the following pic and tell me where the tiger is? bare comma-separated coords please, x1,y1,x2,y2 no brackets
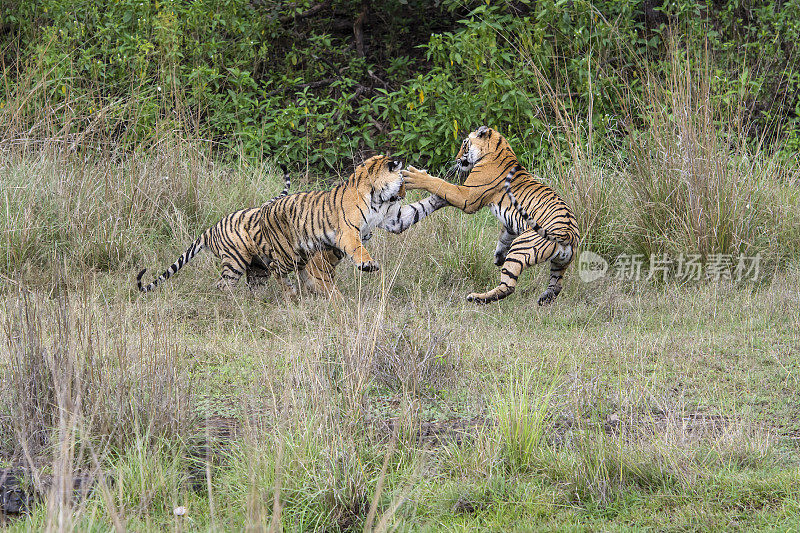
257,154,412,299
400,125,580,305
136,165,293,293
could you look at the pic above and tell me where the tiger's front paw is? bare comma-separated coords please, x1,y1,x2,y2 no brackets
400,166,431,190
357,260,380,272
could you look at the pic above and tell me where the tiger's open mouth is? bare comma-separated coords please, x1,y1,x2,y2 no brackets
457,142,480,172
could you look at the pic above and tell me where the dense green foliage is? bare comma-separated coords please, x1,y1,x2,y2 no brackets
2,0,799,170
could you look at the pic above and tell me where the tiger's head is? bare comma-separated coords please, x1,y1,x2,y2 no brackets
454,126,514,176
351,154,406,204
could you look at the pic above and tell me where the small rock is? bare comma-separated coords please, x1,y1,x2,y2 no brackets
0,469,34,514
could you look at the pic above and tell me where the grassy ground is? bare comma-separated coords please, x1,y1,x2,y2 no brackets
1,149,799,531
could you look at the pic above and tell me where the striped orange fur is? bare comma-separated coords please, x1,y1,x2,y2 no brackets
136,166,292,293
402,126,579,304
257,155,407,299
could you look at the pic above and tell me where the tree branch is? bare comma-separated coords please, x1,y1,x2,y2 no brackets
278,1,331,24
353,3,367,58
264,77,336,98
367,69,390,90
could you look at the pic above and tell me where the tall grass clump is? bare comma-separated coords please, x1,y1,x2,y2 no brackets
0,285,195,456
0,138,289,283
494,369,559,474
624,45,788,260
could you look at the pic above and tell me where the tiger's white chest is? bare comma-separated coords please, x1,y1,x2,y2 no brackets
361,200,400,239
362,179,404,239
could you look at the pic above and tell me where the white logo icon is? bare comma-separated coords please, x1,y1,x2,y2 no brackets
578,251,608,283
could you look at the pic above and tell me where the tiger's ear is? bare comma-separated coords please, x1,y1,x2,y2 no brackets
476,125,490,138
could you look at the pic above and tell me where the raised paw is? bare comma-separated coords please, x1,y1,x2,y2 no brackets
357,260,380,272
400,166,431,190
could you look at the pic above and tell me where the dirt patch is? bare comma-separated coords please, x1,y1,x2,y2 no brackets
601,411,732,439
367,415,493,446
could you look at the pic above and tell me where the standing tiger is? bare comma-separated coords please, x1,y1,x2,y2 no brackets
136,166,293,292
400,125,580,305
258,154,410,299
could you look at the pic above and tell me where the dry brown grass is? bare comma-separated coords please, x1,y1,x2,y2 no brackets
1,45,800,530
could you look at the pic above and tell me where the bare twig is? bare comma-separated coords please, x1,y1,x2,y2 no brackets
367,69,391,90
367,115,387,135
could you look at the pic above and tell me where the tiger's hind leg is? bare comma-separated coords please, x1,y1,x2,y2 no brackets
494,228,518,266
215,254,248,291
466,230,559,304
245,255,271,290
266,260,298,302
537,244,574,306
299,250,344,299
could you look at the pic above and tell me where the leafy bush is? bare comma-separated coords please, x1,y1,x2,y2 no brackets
3,1,799,172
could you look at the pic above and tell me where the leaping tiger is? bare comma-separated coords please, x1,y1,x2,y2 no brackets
400,125,580,304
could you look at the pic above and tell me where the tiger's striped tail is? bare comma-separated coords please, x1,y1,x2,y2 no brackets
504,166,556,244
275,164,290,199
262,164,291,208
259,164,292,211
136,235,206,292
